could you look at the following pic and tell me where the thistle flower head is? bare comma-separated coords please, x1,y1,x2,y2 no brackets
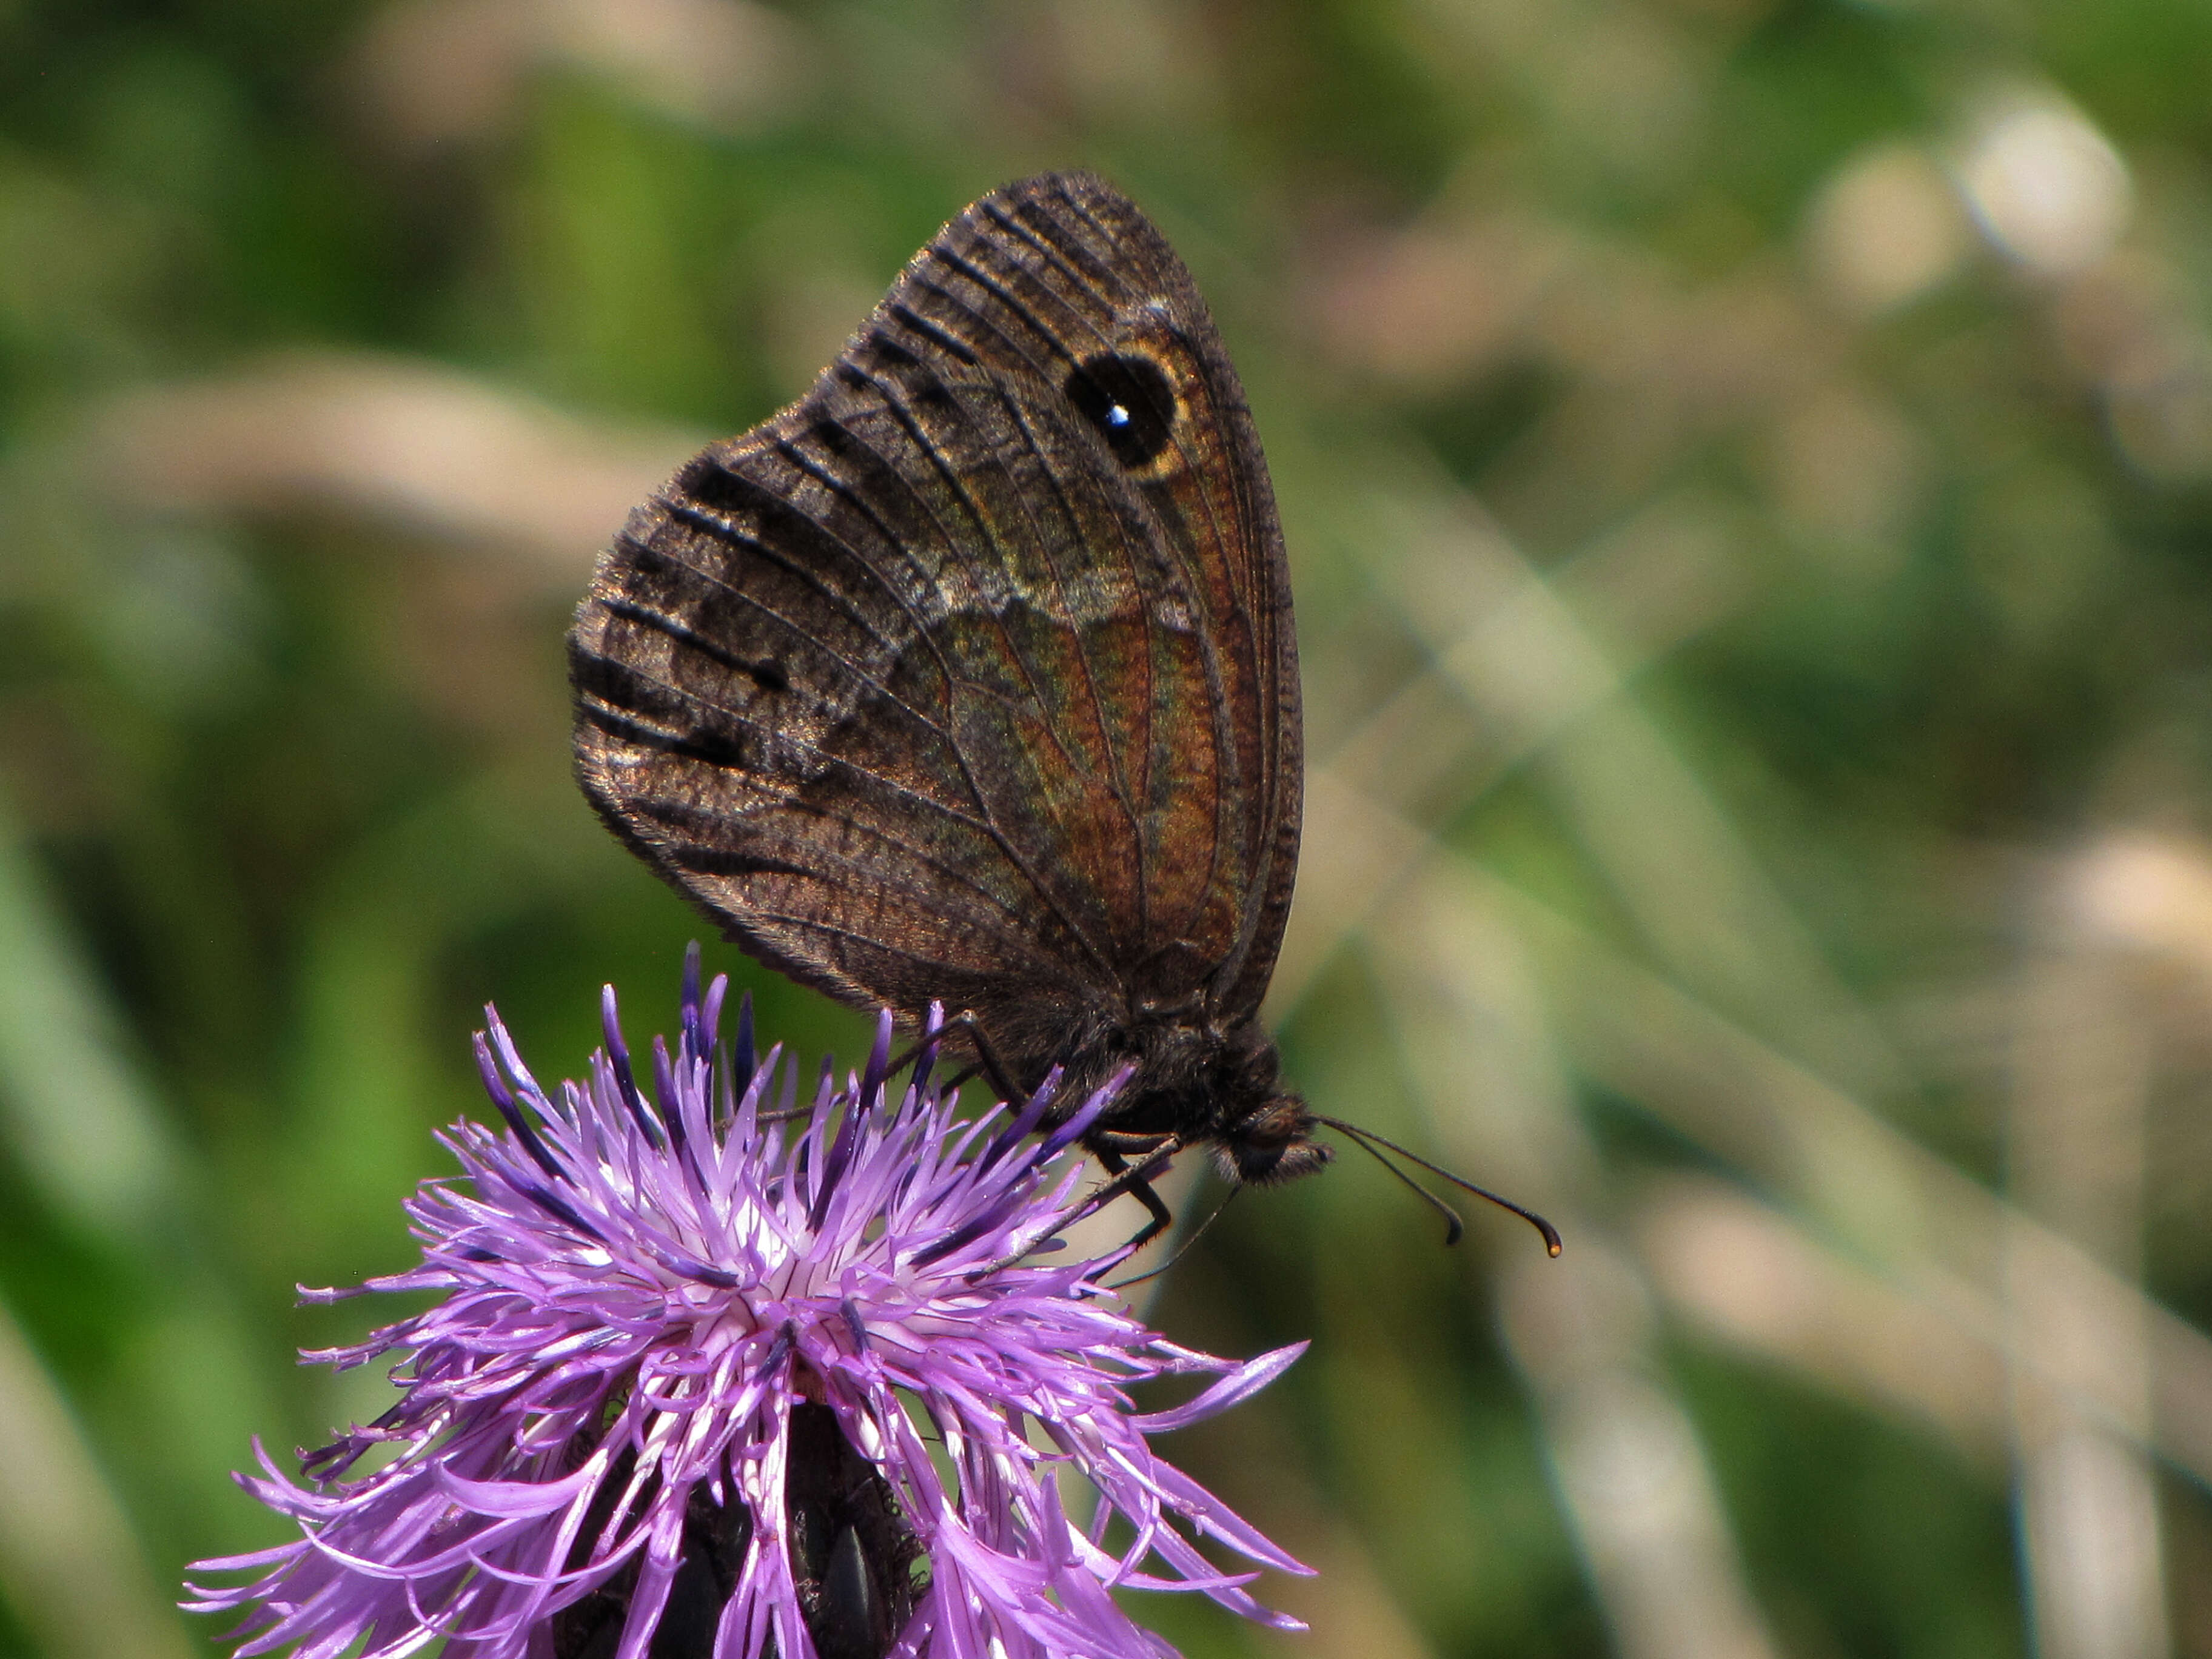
187,950,1309,1658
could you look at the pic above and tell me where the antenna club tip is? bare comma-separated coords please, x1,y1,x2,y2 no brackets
1546,1238,1563,1258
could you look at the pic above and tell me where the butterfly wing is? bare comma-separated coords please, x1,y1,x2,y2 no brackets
569,173,1301,1042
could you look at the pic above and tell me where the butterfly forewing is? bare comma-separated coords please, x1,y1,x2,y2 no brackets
571,172,1300,1081
920,179,1301,1013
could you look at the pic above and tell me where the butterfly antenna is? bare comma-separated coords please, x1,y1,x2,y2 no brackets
1321,1122,1467,1245
1107,1185,1241,1291
1312,1114,1563,1256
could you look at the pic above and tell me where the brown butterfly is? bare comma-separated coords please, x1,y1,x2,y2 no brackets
569,172,1557,1255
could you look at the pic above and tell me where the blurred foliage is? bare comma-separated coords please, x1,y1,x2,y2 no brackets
5,2,2212,1658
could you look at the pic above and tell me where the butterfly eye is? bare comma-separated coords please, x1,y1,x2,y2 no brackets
1064,351,1178,469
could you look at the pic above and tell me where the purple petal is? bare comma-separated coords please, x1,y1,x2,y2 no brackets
1131,1342,1309,1433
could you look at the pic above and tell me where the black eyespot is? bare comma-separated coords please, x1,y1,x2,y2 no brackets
1064,352,1177,468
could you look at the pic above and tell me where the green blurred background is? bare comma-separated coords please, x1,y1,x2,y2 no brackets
5,1,2212,1656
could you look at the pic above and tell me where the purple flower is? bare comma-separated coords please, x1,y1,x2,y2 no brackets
187,950,1310,1659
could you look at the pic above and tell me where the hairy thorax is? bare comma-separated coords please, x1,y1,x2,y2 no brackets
1055,1008,1331,1188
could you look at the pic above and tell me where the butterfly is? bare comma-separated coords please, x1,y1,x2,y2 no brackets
569,172,1557,1255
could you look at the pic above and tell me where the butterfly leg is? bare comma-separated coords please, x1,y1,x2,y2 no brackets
1091,1143,1178,1252
883,1012,1027,1106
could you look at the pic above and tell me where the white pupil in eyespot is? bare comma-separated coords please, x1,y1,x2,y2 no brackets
1105,404,1130,428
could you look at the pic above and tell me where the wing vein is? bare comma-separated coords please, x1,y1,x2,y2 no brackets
788,369,1127,984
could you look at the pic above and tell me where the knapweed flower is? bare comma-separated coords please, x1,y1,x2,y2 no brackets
187,949,1310,1658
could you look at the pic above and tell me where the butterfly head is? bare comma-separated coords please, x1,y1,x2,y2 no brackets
1218,1094,1332,1187
1211,1022,1332,1187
